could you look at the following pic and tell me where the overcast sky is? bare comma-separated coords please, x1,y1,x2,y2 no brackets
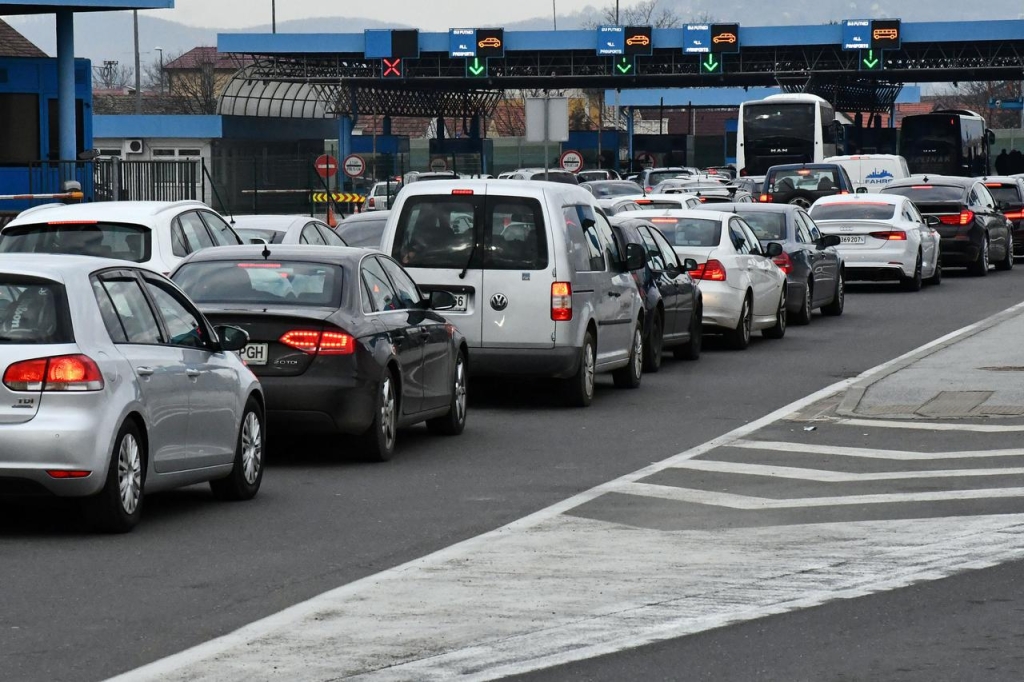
158,0,592,30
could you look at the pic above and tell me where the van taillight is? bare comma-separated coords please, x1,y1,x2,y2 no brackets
551,282,572,321
3,354,104,392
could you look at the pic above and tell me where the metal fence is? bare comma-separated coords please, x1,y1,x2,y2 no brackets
27,159,205,203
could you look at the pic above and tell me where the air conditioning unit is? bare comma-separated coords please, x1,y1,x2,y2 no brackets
124,139,144,155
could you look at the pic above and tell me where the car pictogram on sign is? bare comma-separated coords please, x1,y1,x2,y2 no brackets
713,32,737,44
478,37,502,48
873,28,898,40
626,35,650,46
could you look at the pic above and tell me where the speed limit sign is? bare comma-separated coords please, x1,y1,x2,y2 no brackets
559,150,584,173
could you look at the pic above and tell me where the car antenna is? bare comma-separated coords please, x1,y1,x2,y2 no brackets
262,244,272,261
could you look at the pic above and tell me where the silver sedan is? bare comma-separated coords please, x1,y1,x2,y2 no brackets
0,255,265,532
232,215,348,247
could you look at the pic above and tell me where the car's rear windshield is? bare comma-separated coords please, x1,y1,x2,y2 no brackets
393,195,548,270
882,185,964,202
0,276,72,344
768,168,840,192
0,222,151,263
173,261,343,307
985,184,1022,205
735,212,787,241
236,229,284,245
531,172,577,184
810,203,897,221
338,217,387,248
636,200,689,210
646,218,721,247
588,181,643,197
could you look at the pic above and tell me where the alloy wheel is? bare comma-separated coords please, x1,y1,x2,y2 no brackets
453,358,467,424
380,377,397,451
583,342,595,399
240,411,262,485
632,327,643,378
117,433,142,515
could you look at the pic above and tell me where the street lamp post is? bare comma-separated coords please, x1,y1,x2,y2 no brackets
552,0,556,30
154,46,164,94
272,0,276,33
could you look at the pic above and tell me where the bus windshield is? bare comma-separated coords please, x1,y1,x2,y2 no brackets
743,104,816,144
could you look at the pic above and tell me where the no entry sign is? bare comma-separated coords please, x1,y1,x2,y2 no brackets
314,154,338,178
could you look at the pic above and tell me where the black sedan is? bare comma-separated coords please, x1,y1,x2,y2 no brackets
697,202,844,325
610,216,703,371
882,177,1014,275
980,176,1024,257
171,245,468,461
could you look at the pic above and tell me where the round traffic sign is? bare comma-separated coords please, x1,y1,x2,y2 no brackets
429,156,449,172
342,154,366,178
635,152,656,169
559,150,584,173
314,154,338,178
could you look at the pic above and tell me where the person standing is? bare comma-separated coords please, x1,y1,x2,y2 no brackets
995,149,1009,175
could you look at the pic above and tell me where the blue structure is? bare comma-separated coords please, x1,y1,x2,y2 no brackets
604,86,923,108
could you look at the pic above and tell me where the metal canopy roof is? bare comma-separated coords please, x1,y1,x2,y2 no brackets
0,1,172,11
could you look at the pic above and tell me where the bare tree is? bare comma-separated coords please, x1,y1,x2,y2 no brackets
584,0,681,28
93,61,134,90
934,81,1022,129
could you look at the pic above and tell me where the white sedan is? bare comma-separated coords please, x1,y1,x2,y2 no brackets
630,209,789,349
620,193,702,211
808,193,941,291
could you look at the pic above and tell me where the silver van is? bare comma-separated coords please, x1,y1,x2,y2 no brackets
380,180,648,406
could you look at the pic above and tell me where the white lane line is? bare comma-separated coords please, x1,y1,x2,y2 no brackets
106,302,1024,682
620,481,1024,509
671,459,1024,482
837,417,1024,432
732,439,1024,460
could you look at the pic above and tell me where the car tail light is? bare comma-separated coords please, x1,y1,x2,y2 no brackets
759,194,772,203
451,189,474,195
46,470,91,479
3,354,103,392
644,186,653,193
1004,210,1023,220
772,251,793,274
869,231,908,241
279,330,355,355
551,282,572,321
368,197,376,208
938,210,974,226
690,259,727,282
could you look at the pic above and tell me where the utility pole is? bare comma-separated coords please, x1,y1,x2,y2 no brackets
155,47,164,94
552,0,557,30
272,0,276,33
133,10,141,114
615,0,619,23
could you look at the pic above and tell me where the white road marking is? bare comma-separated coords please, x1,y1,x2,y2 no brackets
732,439,1024,460
837,417,1024,432
621,481,1024,509
673,458,1024,482
107,303,1024,682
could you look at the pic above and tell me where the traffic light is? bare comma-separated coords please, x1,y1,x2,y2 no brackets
467,57,487,78
860,49,882,70
382,58,403,78
700,53,722,74
613,56,635,76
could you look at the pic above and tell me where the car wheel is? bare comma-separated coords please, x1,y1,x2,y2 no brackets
793,279,813,326
642,312,663,373
969,238,990,276
613,322,644,389
821,271,845,316
361,368,398,461
86,420,145,533
674,304,702,361
427,350,468,436
725,294,753,350
565,331,597,407
788,195,812,210
900,253,923,292
762,288,787,339
210,398,264,501
996,234,1014,271
926,254,942,285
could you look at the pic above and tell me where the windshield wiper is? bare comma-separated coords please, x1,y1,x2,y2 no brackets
458,239,478,279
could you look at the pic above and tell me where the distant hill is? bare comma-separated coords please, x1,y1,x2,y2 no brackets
5,1,1021,70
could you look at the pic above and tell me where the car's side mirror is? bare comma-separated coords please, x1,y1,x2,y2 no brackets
216,325,249,352
625,242,647,271
855,187,869,194
924,215,940,227
683,258,699,271
765,242,785,257
818,234,841,248
428,290,457,311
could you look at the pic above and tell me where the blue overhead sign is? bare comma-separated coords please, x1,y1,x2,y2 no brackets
450,28,476,58
842,20,871,50
597,26,625,55
364,30,392,59
684,24,711,54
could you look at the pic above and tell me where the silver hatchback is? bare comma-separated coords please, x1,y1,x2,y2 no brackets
0,255,265,532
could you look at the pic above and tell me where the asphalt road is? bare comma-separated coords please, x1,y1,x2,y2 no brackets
3,266,1024,682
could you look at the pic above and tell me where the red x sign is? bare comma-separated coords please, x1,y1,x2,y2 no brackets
382,58,402,77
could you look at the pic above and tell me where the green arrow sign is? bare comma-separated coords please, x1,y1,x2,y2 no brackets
616,56,633,75
702,54,720,73
467,57,486,77
862,49,880,69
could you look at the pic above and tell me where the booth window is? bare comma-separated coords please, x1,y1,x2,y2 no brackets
0,93,41,165
46,98,85,161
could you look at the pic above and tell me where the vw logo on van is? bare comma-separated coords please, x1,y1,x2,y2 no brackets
490,293,509,311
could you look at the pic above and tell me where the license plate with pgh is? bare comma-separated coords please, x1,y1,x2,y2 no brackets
839,235,866,244
240,343,268,366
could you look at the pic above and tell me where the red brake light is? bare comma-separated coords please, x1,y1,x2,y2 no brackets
279,330,355,355
869,231,908,241
1003,210,1023,220
650,218,678,224
911,185,933,189
47,220,98,225
238,263,282,269
690,259,727,282
3,355,103,392
759,194,772,203
451,189,474,195
551,281,572,321
46,470,91,479
645,187,653,193
368,197,376,207
985,183,1004,188
772,251,793,274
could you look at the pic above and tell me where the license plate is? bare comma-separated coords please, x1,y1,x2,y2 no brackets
839,235,866,244
240,343,268,366
446,292,468,312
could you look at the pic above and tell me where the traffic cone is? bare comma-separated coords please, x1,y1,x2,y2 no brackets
327,203,337,227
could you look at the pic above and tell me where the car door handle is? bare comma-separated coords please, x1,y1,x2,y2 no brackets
135,366,155,377
186,369,201,378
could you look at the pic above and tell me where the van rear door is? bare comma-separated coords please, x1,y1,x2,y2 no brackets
479,195,555,349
